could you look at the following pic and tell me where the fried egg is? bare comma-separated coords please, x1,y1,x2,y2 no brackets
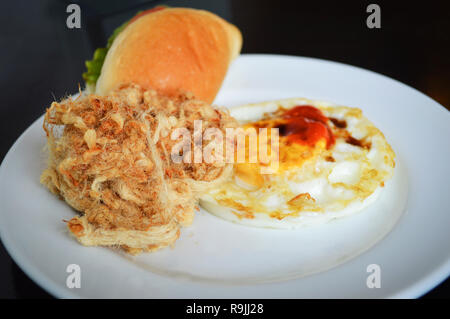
200,98,396,228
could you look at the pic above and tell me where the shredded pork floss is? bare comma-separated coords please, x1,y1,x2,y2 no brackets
41,84,236,254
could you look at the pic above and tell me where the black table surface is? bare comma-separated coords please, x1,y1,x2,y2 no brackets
0,0,449,299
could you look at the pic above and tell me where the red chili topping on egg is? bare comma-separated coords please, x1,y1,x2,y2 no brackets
276,105,335,148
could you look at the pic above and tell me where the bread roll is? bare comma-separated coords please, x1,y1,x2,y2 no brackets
95,8,242,104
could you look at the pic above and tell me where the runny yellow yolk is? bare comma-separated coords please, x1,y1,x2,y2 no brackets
234,106,334,190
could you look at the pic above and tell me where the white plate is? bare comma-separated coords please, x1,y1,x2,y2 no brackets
1,54,449,298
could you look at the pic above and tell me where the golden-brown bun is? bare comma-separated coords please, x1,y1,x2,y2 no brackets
95,8,242,104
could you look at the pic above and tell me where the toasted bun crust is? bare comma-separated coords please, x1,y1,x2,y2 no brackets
95,8,242,103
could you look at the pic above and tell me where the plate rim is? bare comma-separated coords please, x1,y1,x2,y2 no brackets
1,53,449,299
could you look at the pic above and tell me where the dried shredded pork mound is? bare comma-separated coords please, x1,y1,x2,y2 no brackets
41,84,236,254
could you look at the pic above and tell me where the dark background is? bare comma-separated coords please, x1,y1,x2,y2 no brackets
0,0,449,298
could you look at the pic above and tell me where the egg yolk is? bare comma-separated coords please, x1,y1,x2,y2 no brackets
234,105,335,189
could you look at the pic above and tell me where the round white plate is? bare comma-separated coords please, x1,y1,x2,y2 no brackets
1,54,449,298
